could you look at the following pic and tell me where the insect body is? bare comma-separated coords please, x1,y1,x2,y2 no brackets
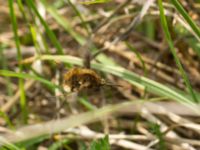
63,68,105,92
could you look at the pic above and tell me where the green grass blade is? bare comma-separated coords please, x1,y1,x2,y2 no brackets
8,0,27,123
19,79,27,123
158,0,198,103
0,70,59,90
145,20,155,40
0,45,13,96
80,0,111,5
0,110,14,129
17,0,28,23
39,1,117,66
126,42,147,76
149,123,166,150
0,137,21,150
17,0,51,55
48,139,70,150
171,0,200,41
8,0,22,72
38,55,200,111
41,0,85,45
30,25,41,54
90,135,110,150
16,135,49,149
25,0,64,54
78,97,97,110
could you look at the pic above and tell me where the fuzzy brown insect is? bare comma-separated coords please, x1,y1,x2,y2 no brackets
63,67,105,93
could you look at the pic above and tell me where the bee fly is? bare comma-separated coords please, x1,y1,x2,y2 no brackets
63,67,106,93
63,44,121,93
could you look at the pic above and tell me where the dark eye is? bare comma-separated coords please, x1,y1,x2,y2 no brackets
71,76,77,82
82,77,88,83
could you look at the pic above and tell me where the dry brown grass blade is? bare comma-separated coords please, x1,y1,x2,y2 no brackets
2,100,141,143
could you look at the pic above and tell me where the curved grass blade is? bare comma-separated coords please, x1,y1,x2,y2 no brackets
37,55,200,111
171,0,200,42
0,70,59,90
158,0,198,103
0,110,14,129
25,0,64,54
41,0,85,45
3,98,165,144
0,137,21,150
8,0,27,123
80,0,111,5
126,42,147,76
0,45,13,96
